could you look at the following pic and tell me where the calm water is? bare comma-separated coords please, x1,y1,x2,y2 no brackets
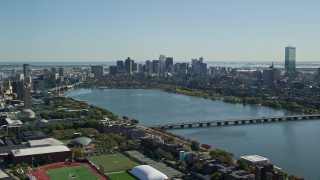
66,88,320,179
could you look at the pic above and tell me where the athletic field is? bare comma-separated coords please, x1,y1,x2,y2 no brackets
31,162,105,180
46,165,99,180
88,153,139,173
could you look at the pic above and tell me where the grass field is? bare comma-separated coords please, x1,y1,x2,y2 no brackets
88,153,139,173
108,172,136,180
45,165,99,180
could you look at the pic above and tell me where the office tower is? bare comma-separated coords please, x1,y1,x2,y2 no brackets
146,60,152,74
125,57,133,74
285,46,296,80
23,64,30,78
51,67,58,74
199,57,204,63
24,83,32,109
109,66,118,76
152,60,160,74
159,55,166,73
91,65,104,79
262,63,281,84
165,57,173,72
59,67,66,77
117,60,124,73
132,62,137,73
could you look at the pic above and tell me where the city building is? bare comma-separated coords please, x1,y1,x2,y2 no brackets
23,64,30,78
159,54,166,74
240,155,269,166
59,67,66,77
262,63,281,84
109,66,118,76
117,60,125,73
285,46,296,80
11,145,71,164
23,83,32,109
125,57,133,74
165,57,173,73
255,164,284,180
91,65,104,79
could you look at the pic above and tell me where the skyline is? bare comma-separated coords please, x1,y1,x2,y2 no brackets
0,0,319,62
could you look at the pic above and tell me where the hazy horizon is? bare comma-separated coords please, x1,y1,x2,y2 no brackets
1,0,319,62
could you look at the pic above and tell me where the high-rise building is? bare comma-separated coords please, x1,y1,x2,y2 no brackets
152,60,159,74
159,55,166,73
262,63,281,84
285,46,296,80
91,65,104,79
146,60,152,74
24,83,32,109
165,57,173,72
109,66,118,76
117,60,124,73
124,57,133,74
59,67,66,77
23,64,30,78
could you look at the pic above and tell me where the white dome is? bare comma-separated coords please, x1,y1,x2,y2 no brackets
131,165,168,180
39,119,48,123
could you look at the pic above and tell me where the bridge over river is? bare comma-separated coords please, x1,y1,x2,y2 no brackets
150,114,320,129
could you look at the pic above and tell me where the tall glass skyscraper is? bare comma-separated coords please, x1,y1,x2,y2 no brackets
285,46,296,80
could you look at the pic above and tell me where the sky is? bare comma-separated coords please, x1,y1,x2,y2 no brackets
0,0,319,62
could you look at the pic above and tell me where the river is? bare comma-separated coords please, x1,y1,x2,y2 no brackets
66,88,320,179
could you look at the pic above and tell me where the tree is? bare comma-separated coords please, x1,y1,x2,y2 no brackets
201,144,211,150
191,141,200,151
211,172,222,180
130,119,139,125
192,162,203,173
72,147,83,160
237,159,249,170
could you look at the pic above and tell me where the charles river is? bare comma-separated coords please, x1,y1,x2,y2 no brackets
66,88,320,179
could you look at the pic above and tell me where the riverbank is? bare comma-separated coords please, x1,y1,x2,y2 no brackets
77,82,316,114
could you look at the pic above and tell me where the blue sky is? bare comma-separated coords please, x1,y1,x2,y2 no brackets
0,0,319,62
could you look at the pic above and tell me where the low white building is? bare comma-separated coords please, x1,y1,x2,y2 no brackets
240,155,269,165
131,165,168,180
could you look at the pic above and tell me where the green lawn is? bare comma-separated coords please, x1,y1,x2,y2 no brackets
108,172,136,180
60,139,73,145
87,153,139,173
45,165,99,180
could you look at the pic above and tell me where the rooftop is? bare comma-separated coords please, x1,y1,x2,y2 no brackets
28,138,64,147
12,145,70,157
240,155,269,163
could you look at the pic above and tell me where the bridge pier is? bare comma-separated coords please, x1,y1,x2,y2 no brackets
277,118,282,121
224,122,229,125
188,124,193,128
293,117,298,120
199,123,203,127
287,117,292,120
249,120,254,123
308,116,313,119
207,123,211,126
241,121,246,124
180,125,184,128
263,119,269,122
302,116,308,120
271,118,276,122
217,122,221,126
234,121,239,125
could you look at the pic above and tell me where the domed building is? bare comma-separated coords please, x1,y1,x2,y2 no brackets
37,119,49,128
69,137,93,150
131,165,168,180
18,109,36,120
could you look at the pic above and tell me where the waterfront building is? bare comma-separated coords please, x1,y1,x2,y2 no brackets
23,64,30,78
91,65,104,79
146,60,152,74
255,164,284,180
125,57,133,74
152,60,160,74
240,155,269,166
285,46,296,80
133,62,138,73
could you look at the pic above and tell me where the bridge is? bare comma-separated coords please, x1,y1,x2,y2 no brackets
149,114,320,129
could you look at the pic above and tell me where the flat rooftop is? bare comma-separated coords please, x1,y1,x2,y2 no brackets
28,138,64,147
12,145,70,157
240,155,269,163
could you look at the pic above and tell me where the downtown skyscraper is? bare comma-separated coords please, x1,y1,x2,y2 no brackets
285,46,296,80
